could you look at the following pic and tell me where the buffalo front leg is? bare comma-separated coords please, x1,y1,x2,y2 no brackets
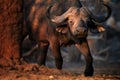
75,39,94,76
50,43,63,70
37,42,49,66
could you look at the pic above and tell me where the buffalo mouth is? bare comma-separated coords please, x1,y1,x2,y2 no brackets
72,34,87,43
75,33,88,38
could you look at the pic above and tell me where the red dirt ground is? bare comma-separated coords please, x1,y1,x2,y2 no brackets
0,63,120,80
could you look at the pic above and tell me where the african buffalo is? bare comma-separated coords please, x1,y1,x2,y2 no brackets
23,0,111,76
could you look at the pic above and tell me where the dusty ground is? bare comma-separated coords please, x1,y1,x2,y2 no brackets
0,62,120,80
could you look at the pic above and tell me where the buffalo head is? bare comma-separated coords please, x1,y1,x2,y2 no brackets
48,4,111,38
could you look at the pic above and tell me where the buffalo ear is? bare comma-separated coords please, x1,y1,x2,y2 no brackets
90,24,106,33
56,27,68,34
56,24,68,34
97,25,106,32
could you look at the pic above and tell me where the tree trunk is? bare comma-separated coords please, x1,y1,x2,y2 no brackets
0,0,22,66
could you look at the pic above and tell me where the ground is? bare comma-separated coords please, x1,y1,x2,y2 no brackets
0,61,120,80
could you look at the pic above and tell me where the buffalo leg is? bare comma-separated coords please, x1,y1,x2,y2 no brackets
50,43,63,70
75,39,94,76
37,42,49,66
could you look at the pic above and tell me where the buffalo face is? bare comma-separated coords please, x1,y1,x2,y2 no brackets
67,7,89,38
51,7,90,38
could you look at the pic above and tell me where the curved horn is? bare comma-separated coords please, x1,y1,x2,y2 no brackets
91,4,112,23
81,4,111,23
46,5,53,19
51,7,75,24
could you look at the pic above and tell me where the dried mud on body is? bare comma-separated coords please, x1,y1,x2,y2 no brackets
0,64,120,80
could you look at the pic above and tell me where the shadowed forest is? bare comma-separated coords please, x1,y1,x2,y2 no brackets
0,0,120,80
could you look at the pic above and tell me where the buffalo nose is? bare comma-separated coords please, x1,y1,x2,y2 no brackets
76,27,87,33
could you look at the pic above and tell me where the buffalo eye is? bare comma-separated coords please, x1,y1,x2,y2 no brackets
69,20,74,26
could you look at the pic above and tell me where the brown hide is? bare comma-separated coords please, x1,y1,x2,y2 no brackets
23,0,111,76
24,0,93,77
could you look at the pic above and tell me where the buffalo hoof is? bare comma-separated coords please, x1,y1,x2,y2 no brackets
55,58,63,70
84,66,94,76
38,61,46,66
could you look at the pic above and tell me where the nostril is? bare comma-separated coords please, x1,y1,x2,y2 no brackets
76,29,85,33
84,30,87,33
76,29,80,32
